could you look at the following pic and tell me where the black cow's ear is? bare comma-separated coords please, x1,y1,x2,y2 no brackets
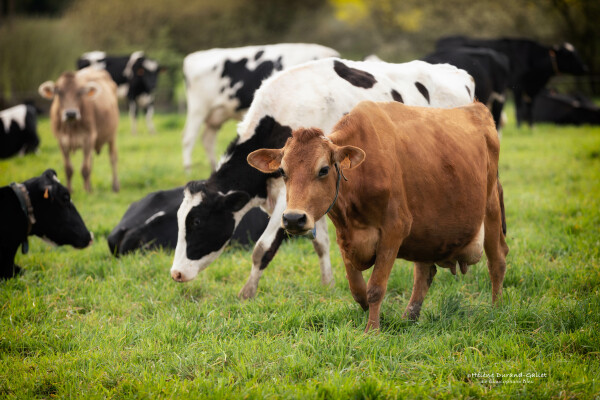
222,191,250,212
44,169,57,179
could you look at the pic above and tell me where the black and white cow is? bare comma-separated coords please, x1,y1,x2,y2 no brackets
170,57,475,299
533,88,600,125
0,104,40,159
422,47,510,131
181,43,340,171
107,187,270,256
0,169,93,279
77,51,162,135
436,36,588,126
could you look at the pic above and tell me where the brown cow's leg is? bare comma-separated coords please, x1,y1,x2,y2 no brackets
342,253,368,312
484,185,509,303
364,248,398,332
81,143,93,193
402,262,437,321
108,140,120,192
60,145,74,193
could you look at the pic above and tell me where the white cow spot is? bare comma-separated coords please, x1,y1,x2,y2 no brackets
0,104,27,132
144,211,166,225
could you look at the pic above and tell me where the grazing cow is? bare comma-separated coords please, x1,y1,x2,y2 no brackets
436,36,588,126
181,43,340,171
0,104,40,159
0,169,93,279
533,89,600,125
422,47,510,130
38,68,120,193
170,57,475,300
247,101,509,331
77,51,162,135
107,187,270,256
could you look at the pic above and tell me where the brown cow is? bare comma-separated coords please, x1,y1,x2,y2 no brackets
248,100,509,332
39,68,119,193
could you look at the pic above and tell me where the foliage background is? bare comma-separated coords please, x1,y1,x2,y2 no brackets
1,0,599,110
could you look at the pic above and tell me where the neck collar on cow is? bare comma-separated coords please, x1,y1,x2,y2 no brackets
9,182,36,254
309,164,348,240
549,49,560,75
325,163,348,215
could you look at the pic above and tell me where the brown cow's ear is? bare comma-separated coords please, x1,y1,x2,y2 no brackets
334,145,365,170
247,149,282,173
83,82,101,99
38,81,56,99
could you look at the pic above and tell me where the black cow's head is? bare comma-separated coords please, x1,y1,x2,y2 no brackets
170,181,250,282
25,169,93,248
126,55,163,101
554,43,588,75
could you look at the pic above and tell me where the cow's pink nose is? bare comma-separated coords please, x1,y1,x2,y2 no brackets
171,270,183,282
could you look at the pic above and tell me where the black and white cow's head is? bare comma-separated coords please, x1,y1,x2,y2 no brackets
124,52,162,102
553,43,588,75
170,181,251,282
25,169,93,248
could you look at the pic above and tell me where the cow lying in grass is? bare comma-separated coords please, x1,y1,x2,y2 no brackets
0,169,93,279
248,101,509,331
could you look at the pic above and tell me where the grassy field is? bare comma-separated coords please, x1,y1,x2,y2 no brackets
1,107,599,399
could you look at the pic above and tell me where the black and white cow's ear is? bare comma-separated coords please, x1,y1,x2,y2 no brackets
38,81,56,100
247,149,283,173
222,191,250,212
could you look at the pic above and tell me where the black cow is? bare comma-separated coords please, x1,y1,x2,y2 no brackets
77,51,162,135
107,187,270,256
0,104,40,159
533,89,600,125
436,36,588,126
0,169,93,279
422,47,510,130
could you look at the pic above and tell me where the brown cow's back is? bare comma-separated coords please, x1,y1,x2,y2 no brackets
76,68,119,152
329,100,498,264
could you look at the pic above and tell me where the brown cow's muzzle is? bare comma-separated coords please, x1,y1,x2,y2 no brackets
282,209,315,237
62,109,81,122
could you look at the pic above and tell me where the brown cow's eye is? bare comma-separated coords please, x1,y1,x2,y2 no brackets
318,166,330,177
278,168,287,179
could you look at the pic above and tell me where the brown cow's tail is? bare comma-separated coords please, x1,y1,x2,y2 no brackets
497,176,507,236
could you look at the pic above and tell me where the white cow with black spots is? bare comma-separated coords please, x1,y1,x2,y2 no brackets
181,43,340,171
171,57,475,299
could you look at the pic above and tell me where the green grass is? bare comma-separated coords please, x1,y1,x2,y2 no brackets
1,107,599,399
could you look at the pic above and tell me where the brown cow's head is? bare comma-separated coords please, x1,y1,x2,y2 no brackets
38,71,101,123
248,128,364,236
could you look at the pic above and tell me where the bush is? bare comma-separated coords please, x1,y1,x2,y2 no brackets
0,17,86,107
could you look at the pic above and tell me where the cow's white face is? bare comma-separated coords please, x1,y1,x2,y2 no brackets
170,182,251,282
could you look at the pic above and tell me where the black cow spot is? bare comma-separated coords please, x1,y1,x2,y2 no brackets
255,50,264,61
219,86,225,93
415,82,430,104
184,190,237,259
391,89,404,103
222,58,278,111
333,60,377,89
466,85,472,98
